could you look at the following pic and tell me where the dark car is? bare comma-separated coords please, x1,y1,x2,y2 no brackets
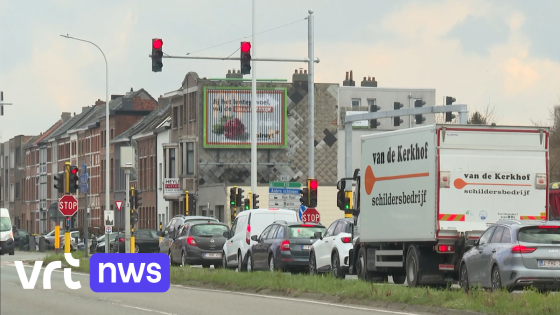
159,215,219,256
169,221,229,267
247,221,326,272
113,229,160,253
12,227,32,247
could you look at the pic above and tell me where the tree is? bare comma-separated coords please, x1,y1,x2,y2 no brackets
531,102,560,181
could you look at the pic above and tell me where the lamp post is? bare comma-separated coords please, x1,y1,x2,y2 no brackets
60,34,110,227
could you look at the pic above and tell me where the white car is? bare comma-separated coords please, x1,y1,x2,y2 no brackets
222,208,299,271
309,218,353,278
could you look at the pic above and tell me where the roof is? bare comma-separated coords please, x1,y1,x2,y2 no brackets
47,107,96,141
23,135,41,150
34,119,64,145
112,104,171,143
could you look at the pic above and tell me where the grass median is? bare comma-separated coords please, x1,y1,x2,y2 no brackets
37,253,559,315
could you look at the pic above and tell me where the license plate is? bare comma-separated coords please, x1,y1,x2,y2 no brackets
204,253,221,258
302,245,311,250
539,260,560,267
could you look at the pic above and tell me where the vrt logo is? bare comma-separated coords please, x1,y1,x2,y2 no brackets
14,253,81,290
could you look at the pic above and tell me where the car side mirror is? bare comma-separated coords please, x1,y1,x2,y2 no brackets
250,235,258,241
466,239,476,247
223,231,231,239
314,231,323,240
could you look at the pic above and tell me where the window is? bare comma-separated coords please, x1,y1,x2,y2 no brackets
15,182,20,199
10,150,14,168
168,148,176,178
367,99,377,111
501,227,512,243
478,226,496,246
324,221,338,237
187,143,194,175
351,99,360,107
518,227,560,244
180,143,184,175
490,226,504,243
333,221,346,236
260,225,273,240
275,226,285,239
158,162,162,190
268,225,279,239
173,107,178,129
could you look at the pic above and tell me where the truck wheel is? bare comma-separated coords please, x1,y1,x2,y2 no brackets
357,247,369,281
406,246,420,287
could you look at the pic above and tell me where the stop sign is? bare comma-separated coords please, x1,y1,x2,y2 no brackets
302,208,320,223
59,195,78,216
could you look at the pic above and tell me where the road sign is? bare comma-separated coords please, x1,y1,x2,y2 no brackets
79,166,89,194
105,226,112,234
58,195,78,216
269,182,302,211
269,181,302,188
302,208,320,223
115,200,123,211
298,205,306,221
104,210,114,226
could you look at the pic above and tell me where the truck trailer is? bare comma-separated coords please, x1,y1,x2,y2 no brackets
343,124,550,287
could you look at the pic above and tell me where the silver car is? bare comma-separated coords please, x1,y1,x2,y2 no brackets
460,220,560,292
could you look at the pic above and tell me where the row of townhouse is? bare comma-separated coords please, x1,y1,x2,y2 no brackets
0,68,438,235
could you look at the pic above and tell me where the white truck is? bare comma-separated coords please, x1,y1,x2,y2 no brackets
343,124,550,287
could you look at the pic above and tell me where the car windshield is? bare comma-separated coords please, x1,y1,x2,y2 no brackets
191,224,228,237
288,225,326,239
0,217,10,232
518,226,560,244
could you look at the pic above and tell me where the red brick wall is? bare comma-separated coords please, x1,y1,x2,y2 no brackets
135,136,157,229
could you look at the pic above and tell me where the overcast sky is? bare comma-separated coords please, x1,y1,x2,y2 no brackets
1,0,559,141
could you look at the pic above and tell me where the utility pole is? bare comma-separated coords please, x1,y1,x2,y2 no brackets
0,91,14,116
307,9,315,179
124,168,131,254
250,0,257,194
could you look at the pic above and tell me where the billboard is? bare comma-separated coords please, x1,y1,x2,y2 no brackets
203,87,287,148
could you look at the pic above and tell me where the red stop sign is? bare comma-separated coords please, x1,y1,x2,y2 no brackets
302,208,320,223
59,195,78,216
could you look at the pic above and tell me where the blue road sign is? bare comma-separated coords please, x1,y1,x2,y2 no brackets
79,172,89,194
82,163,87,174
268,188,301,195
298,205,306,221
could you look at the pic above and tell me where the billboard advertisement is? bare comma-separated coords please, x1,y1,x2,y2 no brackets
203,87,287,148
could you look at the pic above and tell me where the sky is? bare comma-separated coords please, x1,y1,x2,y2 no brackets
1,0,559,141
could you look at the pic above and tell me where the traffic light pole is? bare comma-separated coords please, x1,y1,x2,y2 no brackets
250,0,257,194
308,10,315,179
124,168,131,254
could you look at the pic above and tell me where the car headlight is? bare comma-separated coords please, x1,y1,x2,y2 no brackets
4,232,13,240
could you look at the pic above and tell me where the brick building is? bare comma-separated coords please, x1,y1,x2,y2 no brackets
111,103,171,230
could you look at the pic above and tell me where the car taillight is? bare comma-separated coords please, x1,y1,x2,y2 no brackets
119,238,125,242
438,244,454,252
539,226,559,229
301,224,314,227
511,245,536,253
341,237,351,243
281,240,290,251
246,224,251,245
187,236,197,246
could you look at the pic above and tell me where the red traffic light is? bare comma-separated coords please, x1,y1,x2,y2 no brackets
309,180,318,189
241,42,251,53
71,167,78,174
153,39,163,49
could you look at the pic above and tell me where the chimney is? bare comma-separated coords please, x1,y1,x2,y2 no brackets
61,112,72,122
361,76,377,87
226,69,242,80
126,87,133,95
343,71,355,86
292,69,308,82
95,99,105,106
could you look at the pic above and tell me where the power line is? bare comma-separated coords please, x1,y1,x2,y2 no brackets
185,17,307,55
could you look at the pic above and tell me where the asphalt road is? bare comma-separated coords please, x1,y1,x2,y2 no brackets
1,251,427,315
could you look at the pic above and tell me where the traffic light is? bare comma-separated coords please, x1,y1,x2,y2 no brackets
308,178,318,208
369,104,381,128
53,172,64,194
152,38,163,72
445,96,456,122
414,99,426,125
236,188,244,209
68,165,79,193
240,42,251,75
393,102,404,127
230,187,237,207
244,198,250,210
187,193,196,215
129,188,135,209
300,187,308,206
135,190,143,209
252,193,259,209
130,209,138,226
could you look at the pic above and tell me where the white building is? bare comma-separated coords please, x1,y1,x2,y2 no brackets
154,116,171,227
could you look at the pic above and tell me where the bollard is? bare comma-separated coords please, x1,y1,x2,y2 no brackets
39,236,46,252
29,235,37,252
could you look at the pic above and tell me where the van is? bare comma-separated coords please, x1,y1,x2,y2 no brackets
221,208,299,271
0,208,15,255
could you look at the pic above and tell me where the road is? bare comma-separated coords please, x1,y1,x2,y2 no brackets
1,251,428,315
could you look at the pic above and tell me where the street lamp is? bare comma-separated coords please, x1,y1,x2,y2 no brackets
60,34,110,227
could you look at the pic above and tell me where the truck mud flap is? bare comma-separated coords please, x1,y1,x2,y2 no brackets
416,248,452,285
366,248,403,271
